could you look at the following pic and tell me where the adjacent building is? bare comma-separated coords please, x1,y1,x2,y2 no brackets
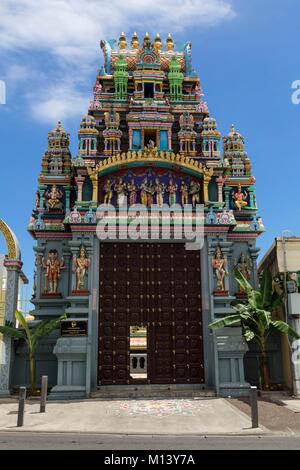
259,237,300,396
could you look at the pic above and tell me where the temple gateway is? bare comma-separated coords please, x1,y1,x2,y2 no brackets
13,33,265,398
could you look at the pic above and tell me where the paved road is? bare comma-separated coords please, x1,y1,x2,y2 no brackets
0,432,300,450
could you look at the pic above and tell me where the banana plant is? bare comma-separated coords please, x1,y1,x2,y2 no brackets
209,269,299,390
0,311,66,395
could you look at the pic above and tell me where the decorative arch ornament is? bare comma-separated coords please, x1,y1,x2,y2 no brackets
0,219,20,260
85,149,214,204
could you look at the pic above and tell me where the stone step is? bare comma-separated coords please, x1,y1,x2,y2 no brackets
91,385,216,400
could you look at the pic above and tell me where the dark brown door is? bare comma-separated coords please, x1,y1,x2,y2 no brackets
98,243,204,386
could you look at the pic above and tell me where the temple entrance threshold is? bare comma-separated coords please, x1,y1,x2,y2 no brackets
98,243,204,386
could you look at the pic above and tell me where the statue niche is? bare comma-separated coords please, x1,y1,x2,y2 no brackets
41,249,65,296
45,185,64,211
73,245,90,294
212,247,228,296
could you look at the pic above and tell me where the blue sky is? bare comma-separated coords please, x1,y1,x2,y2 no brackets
0,0,299,289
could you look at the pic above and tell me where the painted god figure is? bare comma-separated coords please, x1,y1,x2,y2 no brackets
155,178,165,208
235,253,252,292
127,178,138,206
103,178,113,204
167,178,177,206
189,180,201,207
114,178,127,207
35,191,40,211
212,247,227,292
73,246,90,291
147,182,155,207
233,186,248,211
42,250,64,294
140,178,148,207
45,185,63,211
180,181,189,206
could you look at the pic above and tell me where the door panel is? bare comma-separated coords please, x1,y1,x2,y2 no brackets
98,243,204,386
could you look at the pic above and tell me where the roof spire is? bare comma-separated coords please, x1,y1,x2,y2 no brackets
118,32,127,50
131,32,139,49
166,33,174,51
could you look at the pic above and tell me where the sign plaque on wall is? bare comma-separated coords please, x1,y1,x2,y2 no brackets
61,320,88,337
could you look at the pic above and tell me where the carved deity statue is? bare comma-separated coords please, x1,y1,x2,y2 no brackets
189,180,201,207
35,191,40,211
167,178,177,206
195,82,202,98
94,82,102,95
73,246,90,291
45,185,63,211
127,178,138,206
154,178,165,208
180,181,189,206
103,178,113,204
233,185,248,211
42,250,64,294
114,177,127,207
212,247,227,292
146,182,155,207
140,178,148,207
235,253,252,292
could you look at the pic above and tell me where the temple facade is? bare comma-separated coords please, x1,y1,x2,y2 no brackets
13,33,265,398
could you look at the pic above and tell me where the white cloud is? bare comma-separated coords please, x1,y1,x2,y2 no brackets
0,0,235,122
29,84,90,124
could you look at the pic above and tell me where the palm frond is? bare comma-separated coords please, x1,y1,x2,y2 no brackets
234,269,253,294
260,270,273,308
0,324,26,340
209,314,242,330
271,321,300,339
31,315,67,350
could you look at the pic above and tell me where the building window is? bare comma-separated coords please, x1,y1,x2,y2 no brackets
132,130,142,150
144,82,154,99
160,130,168,150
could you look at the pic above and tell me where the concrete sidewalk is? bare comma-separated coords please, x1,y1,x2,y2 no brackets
0,398,265,435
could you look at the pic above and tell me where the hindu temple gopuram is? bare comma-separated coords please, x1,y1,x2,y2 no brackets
12,33,265,398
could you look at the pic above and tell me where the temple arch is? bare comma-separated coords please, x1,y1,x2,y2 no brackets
0,219,21,260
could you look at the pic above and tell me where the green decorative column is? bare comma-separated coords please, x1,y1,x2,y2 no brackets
39,185,47,210
224,186,232,210
168,56,184,102
114,56,129,101
248,187,255,209
64,186,71,212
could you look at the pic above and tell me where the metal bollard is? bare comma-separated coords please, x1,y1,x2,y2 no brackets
17,386,26,427
250,386,259,429
40,376,48,413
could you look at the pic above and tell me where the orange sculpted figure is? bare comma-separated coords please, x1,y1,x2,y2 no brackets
212,247,227,292
233,185,248,211
42,250,64,293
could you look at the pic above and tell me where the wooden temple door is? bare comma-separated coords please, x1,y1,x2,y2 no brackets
148,244,204,384
98,243,204,386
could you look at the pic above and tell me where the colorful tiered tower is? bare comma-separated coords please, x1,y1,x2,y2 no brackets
16,33,265,399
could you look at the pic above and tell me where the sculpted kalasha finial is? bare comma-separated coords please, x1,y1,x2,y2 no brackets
119,32,127,50
131,32,139,49
166,33,174,51
154,33,162,52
